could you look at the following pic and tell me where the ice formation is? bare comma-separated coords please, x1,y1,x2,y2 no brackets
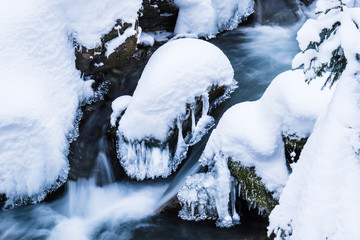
178,70,334,227
117,38,237,180
0,0,142,208
269,3,360,239
174,0,255,38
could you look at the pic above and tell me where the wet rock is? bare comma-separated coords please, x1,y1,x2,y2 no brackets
75,20,139,76
158,196,182,215
300,0,314,6
254,0,301,25
0,194,6,209
139,0,178,32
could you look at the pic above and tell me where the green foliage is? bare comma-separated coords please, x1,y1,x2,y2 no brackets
303,21,347,88
228,159,278,215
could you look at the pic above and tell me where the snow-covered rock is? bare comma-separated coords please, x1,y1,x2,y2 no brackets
178,70,334,227
174,0,254,38
116,38,237,180
0,0,95,209
68,0,142,75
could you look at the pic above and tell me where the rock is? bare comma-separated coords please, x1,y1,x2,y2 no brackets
139,0,178,32
0,194,6,209
300,0,314,6
157,196,181,215
254,0,301,25
75,20,139,76
228,159,278,215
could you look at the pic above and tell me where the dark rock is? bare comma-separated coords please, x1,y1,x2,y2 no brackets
157,196,181,215
139,0,178,32
254,0,301,25
300,0,314,6
0,194,6,209
75,20,139,76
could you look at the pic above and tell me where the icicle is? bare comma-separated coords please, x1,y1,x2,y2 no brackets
191,104,196,133
202,93,210,117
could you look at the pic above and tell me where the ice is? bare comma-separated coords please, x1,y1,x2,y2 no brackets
116,38,237,180
174,0,254,38
178,70,334,227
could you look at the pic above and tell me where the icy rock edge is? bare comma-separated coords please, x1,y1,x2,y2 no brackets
114,38,237,180
177,70,334,227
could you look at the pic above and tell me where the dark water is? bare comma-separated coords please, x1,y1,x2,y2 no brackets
0,22,301,240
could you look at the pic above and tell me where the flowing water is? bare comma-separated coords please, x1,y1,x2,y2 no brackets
0,21,302,240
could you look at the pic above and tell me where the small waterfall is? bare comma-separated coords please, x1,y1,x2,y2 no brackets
93,138,115,185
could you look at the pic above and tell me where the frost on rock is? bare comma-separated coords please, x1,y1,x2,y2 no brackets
116,38,237,180
0,0,94,209
178,70,334,227
269,3,360,239
174,0,255,38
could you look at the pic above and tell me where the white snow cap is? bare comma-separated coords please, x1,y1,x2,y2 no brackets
119,38,236,141
174,0,254,38
117,38,237,180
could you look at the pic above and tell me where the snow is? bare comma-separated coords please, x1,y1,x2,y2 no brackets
174,0,255,38
61,0,142,49
139,30,173,46
268,4,360,239
0,0,141,208
0,0,95,208
139,32,155,46
105,26,138,57
178,70,334,227
110,95,132,127
117,38,237,180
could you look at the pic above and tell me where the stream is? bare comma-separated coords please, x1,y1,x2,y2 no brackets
0,21,301,240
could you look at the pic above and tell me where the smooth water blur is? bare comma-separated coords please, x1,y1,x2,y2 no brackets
0,23,301,240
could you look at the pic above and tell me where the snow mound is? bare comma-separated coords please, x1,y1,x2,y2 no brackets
178,70,334,227
0,0,95,208
174,0,254,38
117,38,237,180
